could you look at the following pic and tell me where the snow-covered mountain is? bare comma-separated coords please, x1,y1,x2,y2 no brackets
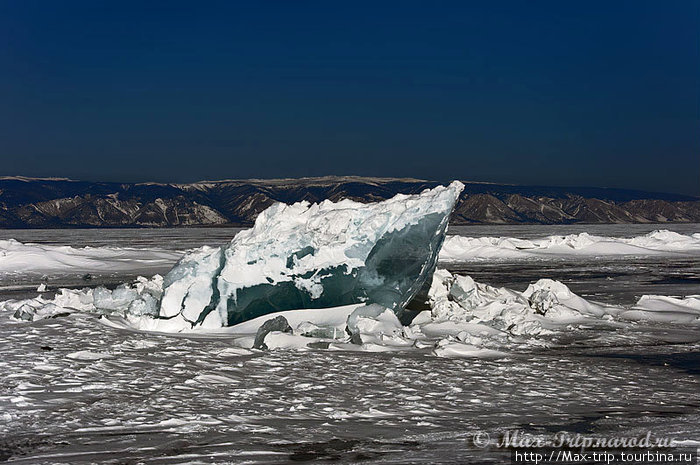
0,176,698,228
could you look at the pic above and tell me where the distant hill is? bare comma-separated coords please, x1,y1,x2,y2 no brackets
0,176,698,228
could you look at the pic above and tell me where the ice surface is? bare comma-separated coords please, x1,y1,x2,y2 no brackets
440,230,700,261
158,182,464,328
1,310,698,464
2,225,699,463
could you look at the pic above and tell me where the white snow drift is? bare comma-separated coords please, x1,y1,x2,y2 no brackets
0,239,181,274
440,230,700,261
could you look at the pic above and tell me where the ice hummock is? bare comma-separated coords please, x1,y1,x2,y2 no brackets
158,181,464,328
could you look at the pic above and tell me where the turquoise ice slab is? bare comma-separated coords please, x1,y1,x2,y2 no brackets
159,182,464,327
223,211,448,326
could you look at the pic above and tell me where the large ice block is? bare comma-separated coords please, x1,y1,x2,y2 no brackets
159,181,464,327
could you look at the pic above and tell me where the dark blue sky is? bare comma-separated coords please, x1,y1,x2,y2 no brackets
1,1,698,195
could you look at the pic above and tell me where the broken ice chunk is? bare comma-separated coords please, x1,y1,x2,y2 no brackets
346,303,403,344
253,316,293,350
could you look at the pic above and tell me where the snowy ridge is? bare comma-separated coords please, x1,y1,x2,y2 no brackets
0,239,182,274
440,229,700,261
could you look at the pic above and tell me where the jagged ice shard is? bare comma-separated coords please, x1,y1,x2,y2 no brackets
158,181,464,328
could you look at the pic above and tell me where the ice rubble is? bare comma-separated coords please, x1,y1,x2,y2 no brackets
421,270,700,355
440,230,700,261
157,181,464,328
5,276,164,322
5,268,699,358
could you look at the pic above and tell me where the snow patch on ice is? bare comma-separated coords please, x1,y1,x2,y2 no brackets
66,350,113,361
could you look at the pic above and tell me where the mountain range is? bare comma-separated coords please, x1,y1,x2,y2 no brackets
1,176,698,228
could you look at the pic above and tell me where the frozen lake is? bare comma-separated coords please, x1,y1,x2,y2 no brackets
0,224,699,463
